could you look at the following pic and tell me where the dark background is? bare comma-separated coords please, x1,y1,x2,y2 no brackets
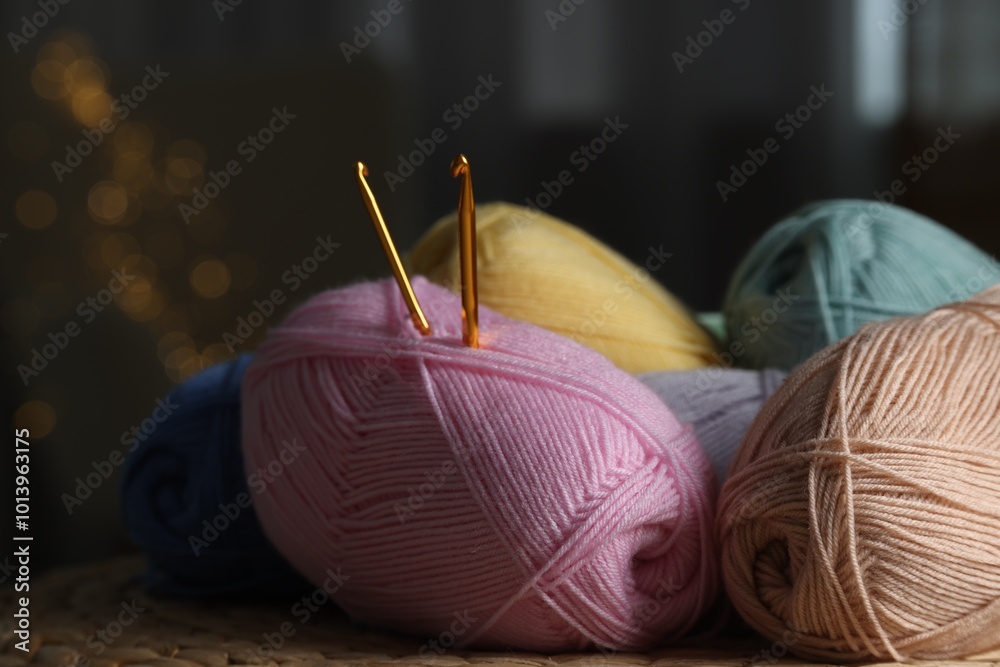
2,0,999,575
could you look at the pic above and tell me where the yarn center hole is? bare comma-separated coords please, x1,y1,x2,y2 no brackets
754,537,796,618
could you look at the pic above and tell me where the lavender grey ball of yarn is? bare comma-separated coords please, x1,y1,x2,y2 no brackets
639,368,787,483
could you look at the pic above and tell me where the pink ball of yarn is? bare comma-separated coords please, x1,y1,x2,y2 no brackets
241,277,718,652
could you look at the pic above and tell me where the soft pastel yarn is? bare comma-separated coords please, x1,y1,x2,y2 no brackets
242,276,718,652
639,368,786,483
120,355,304,596
696,312,727,343
718,285,1000,661
723,199,999,370
408,202,719,374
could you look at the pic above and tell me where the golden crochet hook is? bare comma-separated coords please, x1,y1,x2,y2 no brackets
451,154,478,348
355,161,431,336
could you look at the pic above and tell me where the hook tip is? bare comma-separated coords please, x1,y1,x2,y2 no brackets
356,161,369,178
450,154,469,177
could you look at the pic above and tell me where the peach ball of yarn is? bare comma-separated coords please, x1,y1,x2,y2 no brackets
407,202,719,374
718,285,1000,661
242,277,719,652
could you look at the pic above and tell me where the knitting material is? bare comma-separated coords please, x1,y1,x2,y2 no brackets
696,312,727,343
242,276,718,652
723,199,999,370
639,368,786,483
718,285,1000,661
408,202,719,374
120,354,305,596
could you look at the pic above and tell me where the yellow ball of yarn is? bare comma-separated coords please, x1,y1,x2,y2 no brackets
408,202,719,374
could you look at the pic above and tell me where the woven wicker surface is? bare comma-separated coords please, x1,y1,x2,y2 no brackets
3,557,999,667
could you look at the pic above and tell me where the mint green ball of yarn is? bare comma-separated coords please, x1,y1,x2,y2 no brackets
723,199,997,370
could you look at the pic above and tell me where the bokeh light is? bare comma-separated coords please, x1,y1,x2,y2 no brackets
156,304,198,336
120,253,161,283
49,30,96,58
82,231,111,270
202,343,234,365
130,290,167,322
113,123,154,156
166,139,207,166
99,233,140,268
16,190,58,229
13,400,57,439
157,331,194,362
113,152,155,193
114,276,153,312
164,345,200,383
71,86,113,127
189,258,232,299
165,157,204,195
37,39,79,65
31,61,69,100
179,355,211,381
36,58,68,83
63,57,108,94
88,181,129,225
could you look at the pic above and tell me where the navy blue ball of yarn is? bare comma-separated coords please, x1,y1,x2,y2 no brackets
120,354,305,597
